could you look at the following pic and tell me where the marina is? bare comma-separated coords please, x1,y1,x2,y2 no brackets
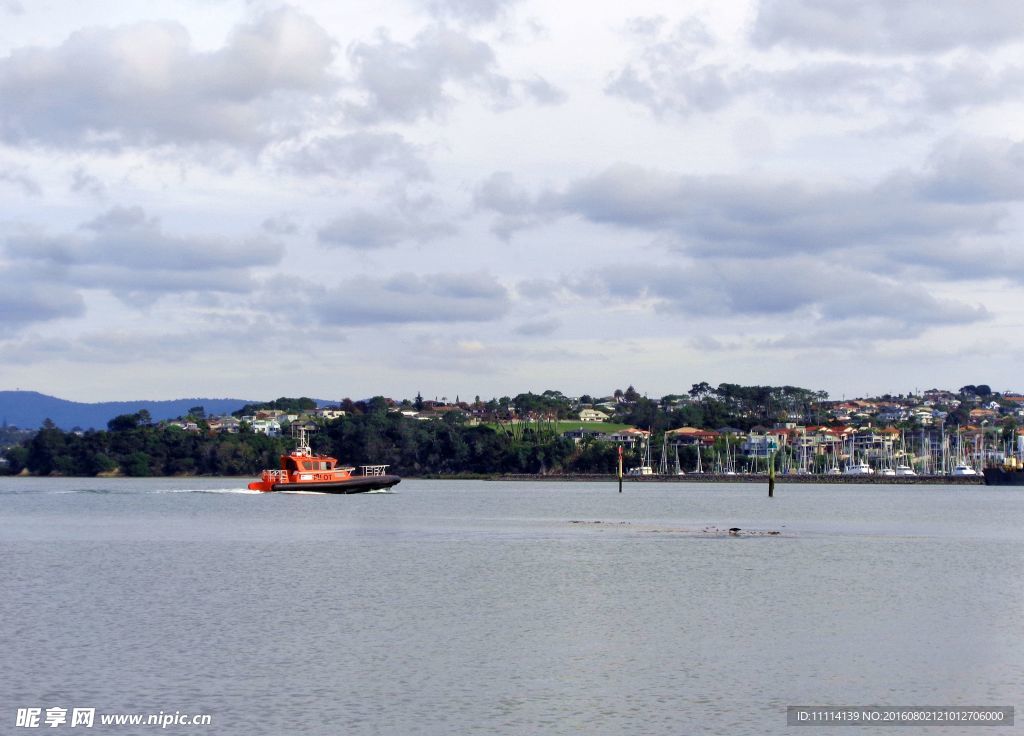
497,472,986,484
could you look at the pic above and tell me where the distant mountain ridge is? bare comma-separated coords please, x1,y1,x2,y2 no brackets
0,391,254,430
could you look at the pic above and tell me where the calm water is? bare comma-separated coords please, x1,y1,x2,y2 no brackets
1,478,1021,735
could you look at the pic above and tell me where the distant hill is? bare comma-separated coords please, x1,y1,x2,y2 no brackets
0,391,254,431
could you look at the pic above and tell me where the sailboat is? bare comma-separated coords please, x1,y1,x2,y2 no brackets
878,443,896,476
673,444,685,475
627,431,654,476
950,427,978,476
843,435,874,475
722,439,737,475
894,430,917,475
826,445,842,475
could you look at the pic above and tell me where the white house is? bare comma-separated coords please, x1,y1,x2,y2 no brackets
249,418,281,436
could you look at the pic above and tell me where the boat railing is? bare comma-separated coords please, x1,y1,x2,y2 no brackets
360,465,390,476
264,469,291,483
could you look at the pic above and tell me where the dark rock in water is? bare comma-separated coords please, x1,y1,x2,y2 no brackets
728,527,741,534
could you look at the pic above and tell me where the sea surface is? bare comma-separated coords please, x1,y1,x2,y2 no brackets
1,478,1021,735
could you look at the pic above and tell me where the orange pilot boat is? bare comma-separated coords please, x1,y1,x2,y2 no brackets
247,426,400,494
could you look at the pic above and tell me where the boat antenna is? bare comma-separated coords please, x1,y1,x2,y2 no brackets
291,423,313,455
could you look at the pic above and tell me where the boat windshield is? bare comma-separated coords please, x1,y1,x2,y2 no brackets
301,460,333,471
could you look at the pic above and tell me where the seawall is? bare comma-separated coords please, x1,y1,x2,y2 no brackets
493,473,984,485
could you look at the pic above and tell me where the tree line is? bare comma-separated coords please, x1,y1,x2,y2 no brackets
0,407,622,478
7,381,1006,478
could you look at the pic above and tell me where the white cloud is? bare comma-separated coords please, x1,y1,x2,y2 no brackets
477,137,1024,286
514,317,560,336
344,24,564,123
605,17,732,117
69,167,105,198
421,0,522,24
317,186,457,249
313,272,510,325
279,131,431,178
1,1,1023,401
0,267,85,334
608,18,1024,124
4,206,283,307
345,25,507,123
751,0,1024,54
0,7,336,149
473,171,558,239
920,137,1024,203
0,161,40,195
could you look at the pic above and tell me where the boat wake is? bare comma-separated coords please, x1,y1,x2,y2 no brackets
37,487,256,495
160,487,256,494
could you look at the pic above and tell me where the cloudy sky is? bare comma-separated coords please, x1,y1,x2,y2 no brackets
1,0,1023,403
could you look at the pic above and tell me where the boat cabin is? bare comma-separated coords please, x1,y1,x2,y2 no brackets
282,454,338,473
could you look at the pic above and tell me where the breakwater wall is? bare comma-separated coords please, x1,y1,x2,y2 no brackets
493,473,984,485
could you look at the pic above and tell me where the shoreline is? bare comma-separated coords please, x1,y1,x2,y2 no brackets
0,472,987,485
490,473,985,485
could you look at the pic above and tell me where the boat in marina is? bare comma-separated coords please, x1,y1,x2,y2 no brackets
673,444,685,476
627,429,655,476
894,431,917,476
950,462,978,477
843,460,874,476
247,426,400,493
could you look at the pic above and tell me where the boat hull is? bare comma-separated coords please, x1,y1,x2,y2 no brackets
269,475,401,493
982,468,1024,486
249,475,401,493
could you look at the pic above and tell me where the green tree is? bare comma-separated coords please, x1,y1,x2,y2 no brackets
89,453,119,475
26,423,70,475
3,445,29,474
108,412,147,432
123,451,152,477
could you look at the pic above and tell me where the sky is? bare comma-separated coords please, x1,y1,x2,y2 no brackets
1,0,1023,403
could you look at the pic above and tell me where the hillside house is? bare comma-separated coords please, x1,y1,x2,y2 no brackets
741,433,782,457
666,427,720,445
561,428,605,444
601,428,650,448
208,417,241,433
